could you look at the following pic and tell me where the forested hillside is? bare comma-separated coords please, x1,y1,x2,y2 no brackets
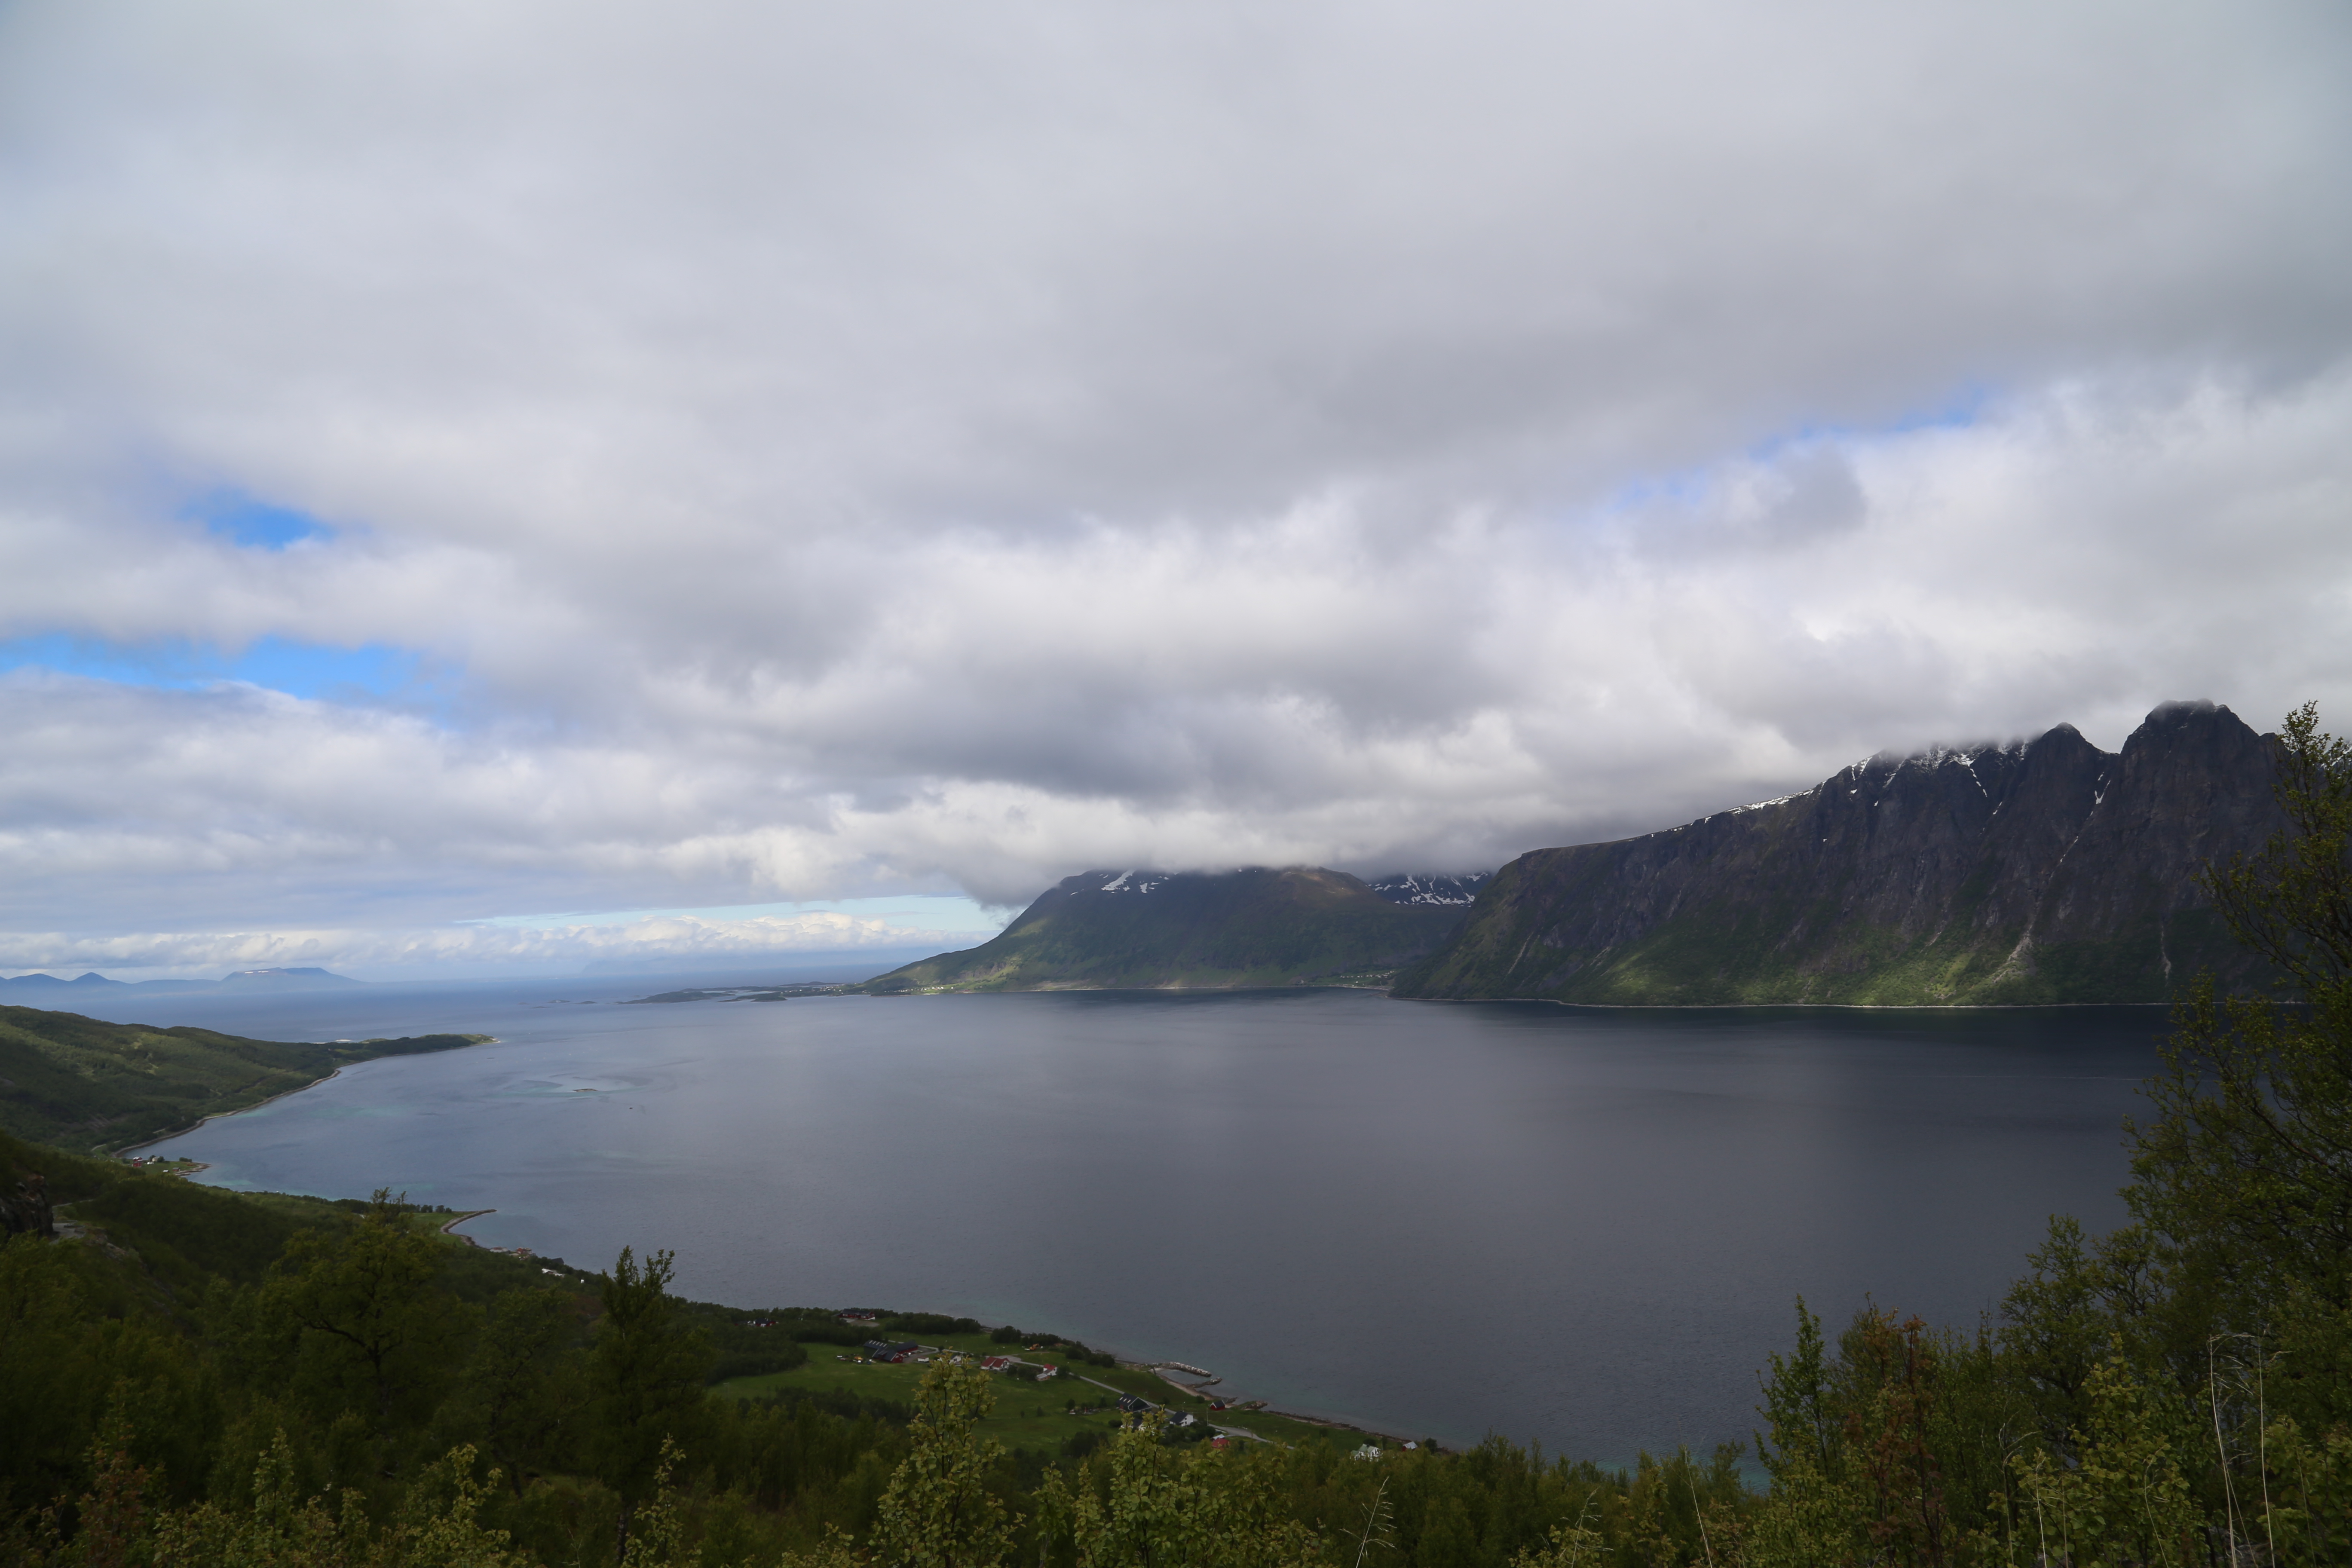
862,867,1469,992
0,1125,1751,1567
0,1006,488,1154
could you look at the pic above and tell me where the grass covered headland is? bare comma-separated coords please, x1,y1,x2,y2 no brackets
0,1007,490,1154
3,703,2351,1567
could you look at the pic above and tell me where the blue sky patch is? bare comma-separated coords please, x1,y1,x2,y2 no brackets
227,636,426,700
0,631,433,702
1748,382,1996,460
1591,382,2003,519
183,490,336,549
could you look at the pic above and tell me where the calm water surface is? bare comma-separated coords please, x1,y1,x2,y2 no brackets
118,982,2160,1467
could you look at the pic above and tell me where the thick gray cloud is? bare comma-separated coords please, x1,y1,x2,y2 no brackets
0,0,2348,963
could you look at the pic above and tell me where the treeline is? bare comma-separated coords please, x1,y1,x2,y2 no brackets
0,1152,1746,1568
2,705,2348,1566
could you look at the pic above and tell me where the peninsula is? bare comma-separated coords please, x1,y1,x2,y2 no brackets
0,1004,491,1155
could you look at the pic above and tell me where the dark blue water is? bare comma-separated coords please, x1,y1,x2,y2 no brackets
115,981,2159,1467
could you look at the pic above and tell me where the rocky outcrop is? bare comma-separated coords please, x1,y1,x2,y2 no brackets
1393,701,2286,1006
1,1167,55,1239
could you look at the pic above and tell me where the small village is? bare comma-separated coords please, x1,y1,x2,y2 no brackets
771,1313,1435,1457
837,1334,1242,1446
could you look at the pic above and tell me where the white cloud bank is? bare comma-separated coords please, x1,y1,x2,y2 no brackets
0,1,2347,970
0,911,978,980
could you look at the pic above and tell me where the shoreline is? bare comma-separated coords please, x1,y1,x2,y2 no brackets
1037,1357,1428,1450
112,1066,353,1158
1390,994,2177,1011
853,986,2175,1010
110,1035,504,1161
137,1003,2090,1462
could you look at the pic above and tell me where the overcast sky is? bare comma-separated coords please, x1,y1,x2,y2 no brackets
3,0,2348,976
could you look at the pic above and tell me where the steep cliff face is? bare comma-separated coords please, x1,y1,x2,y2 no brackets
861,867,1471,992
2021,702,2285,997
1393,701,2285,1005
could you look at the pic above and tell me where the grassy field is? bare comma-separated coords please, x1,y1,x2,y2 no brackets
711,1329,1398,1455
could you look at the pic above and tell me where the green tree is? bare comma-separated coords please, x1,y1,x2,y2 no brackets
1044,1414,1318,1568
2126,703,2352,1410
2011,1356,2200,1568
1749,1298,1868,1566
1508,1504,1604,1568
871,1360,1016,1568
146,1427,370,1568
2133,704,2352,1297
142,1431,531,1568
374,1443,536,1567
58,1405,155,1568
2000,1215,2166,1449
436,1287,576,1497
2254,1410,2352,1563
0,1234,104,1518
1755,1298,1837,1486
262,1190,457,1436
1749,1298,2029,1565
587,1247,710,1564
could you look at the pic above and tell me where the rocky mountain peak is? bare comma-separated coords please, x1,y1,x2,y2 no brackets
1395,701,2285,1006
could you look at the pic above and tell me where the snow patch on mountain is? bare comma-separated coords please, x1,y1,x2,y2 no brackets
1367,873,1493,907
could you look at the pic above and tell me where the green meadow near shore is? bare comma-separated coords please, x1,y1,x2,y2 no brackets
2,705,2350,1567
712,1335,1348,1455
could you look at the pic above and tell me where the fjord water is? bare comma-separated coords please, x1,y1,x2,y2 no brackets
126,983,2156,1466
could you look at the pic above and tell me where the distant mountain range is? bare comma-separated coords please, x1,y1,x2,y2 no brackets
0,967,363,995
863,700,2284,1006
858,867,1487,992
1396,700,2282,1006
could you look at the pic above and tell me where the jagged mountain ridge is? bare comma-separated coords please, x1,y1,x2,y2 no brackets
861,866,1484,992
1393,701,2285,1006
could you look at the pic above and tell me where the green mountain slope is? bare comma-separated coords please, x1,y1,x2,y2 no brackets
0,1004,490,1154
861,867,1470,992
1396,701,2286,1006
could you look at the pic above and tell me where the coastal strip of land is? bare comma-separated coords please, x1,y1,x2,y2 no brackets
0,1001,495,1155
